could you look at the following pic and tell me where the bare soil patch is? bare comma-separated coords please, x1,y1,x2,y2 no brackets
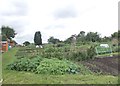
81,56,119,76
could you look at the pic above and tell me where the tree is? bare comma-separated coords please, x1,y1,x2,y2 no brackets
110,30,120,45
2,34,7,41
77,31,85,42
111,32,118,38
86,32,101,42
23,41,30,46
79,31,85,37
34,31,42,46
48,36,60,44
101,36,111,42
1,26,16,40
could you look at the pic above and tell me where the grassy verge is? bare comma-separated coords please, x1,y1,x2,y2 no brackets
2,47,119,84
2,47,19,68
3,71,118,84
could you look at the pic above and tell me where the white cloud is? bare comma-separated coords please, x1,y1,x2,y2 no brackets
0,0,119,44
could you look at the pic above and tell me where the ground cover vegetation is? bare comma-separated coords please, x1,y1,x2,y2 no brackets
1,26,119,84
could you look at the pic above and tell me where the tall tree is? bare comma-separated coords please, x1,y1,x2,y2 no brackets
1,26,16,40
80,31,85,37
77,31,85,42
64,36,74,44
34,31,42,46
86,32,101,42
111,30,120,45
111,31,120,39
48,36,60,44
111,32,118,38
101,36,111,42
2,35,7,41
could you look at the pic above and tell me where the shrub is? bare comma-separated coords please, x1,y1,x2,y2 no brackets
65,46,96,61
76,51,87,61
69,51,87,61
36,58,80,75
87,46,96,59
112,45,119,53
56,43,65,47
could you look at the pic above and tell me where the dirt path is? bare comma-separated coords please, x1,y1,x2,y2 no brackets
81,56,119,76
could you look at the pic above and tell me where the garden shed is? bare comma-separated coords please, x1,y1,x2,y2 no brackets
2,41,8,52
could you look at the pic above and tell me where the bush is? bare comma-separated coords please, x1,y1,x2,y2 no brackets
7,56,43,72
66,46,96,61
112,45,119,53
56,43,65,47
36,58,80,75
76,51,87,61
68,51,87,61
87,46,96,59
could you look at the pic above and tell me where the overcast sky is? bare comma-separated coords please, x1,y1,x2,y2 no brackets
0,0,119,44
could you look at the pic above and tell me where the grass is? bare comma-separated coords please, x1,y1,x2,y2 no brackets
2,47,119,84
3,71,118,84
2,47,18,68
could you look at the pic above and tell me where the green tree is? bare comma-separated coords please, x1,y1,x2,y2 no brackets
64,36,73,44
48,36,60,44
34,31,42,45
111,32,118,38
111,31,120,40
101,36,111,42
111,30,120,45
23,41,30,46
86,32,101,42
77,31,85,42
79,31,85,37
2,35,7,41
1,26,16,40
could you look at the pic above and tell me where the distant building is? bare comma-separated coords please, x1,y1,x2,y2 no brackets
2,41,8,52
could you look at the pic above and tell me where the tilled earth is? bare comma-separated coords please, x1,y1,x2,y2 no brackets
81,55,119,76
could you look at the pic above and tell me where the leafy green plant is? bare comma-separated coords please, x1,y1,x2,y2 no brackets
7,56,43,72
36,58,80,75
